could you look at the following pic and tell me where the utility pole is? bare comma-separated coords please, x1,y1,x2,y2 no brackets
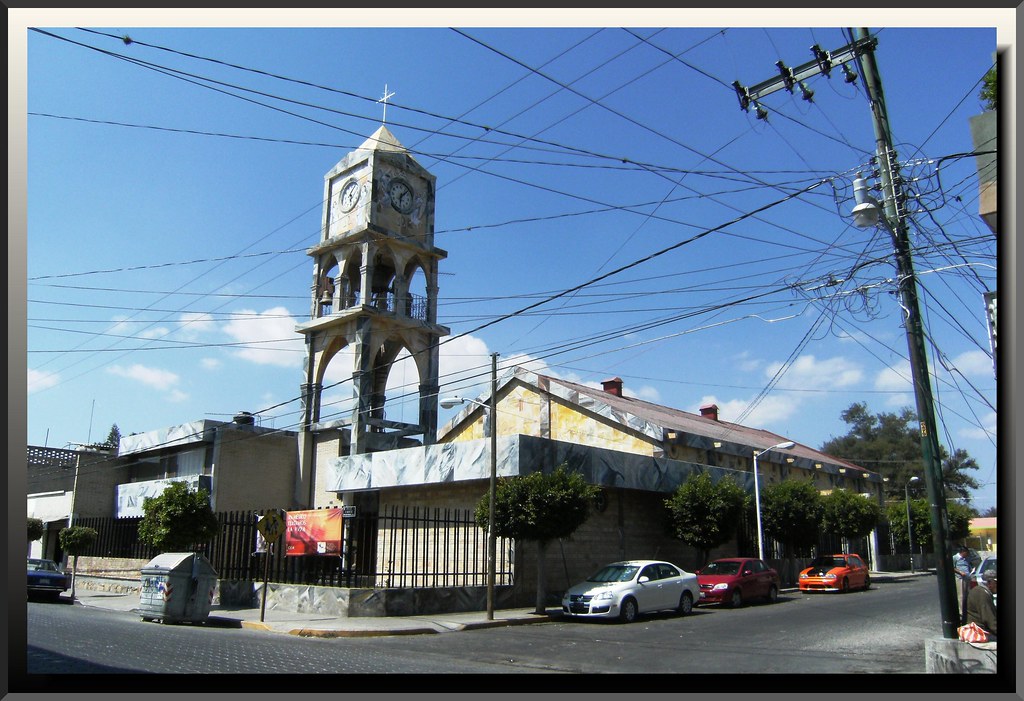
851,26,959,639
733,29,960,639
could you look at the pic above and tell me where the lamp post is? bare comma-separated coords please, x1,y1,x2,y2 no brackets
753,440,795,561
439,352,498,620
905,476,920,573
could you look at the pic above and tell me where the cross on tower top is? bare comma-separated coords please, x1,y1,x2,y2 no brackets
378,84,396,125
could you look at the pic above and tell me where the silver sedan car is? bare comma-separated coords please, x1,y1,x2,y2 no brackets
561,560,699,623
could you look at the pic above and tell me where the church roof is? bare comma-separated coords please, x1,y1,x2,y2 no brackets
359,125,405,153
440,366,874,478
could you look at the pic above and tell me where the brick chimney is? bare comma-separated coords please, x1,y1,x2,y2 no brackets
601,377,623,397
700,403,719,421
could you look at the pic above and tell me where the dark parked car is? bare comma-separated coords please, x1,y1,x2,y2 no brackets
27,558,69,601
696,557,780,607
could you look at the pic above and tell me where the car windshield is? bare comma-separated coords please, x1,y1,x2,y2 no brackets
810,556,845,568
587,565,640,583
702,561,741,575
28,559,59,572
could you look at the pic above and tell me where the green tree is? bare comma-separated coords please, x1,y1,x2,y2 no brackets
476,464,598,614
59,525,98,599
137,481,220,553
820,403,981,503
760,478,823,557
980,66,997,111
946,501,973,543
28,517,45,542
28,517,45,556
821,488,882,542
105,423,122,450
886,498,972,552
941,449,982,501
664,471,745,566
886,498,930,550
980,506,996,518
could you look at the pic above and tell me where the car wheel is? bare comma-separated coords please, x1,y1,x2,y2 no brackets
678,591,694,616
619,597,639,623
863,575,871,590
841,578,850,593
766,584,778,604
730,589,743,608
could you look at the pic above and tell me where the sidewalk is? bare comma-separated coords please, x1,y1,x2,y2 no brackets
66,570,926,638
68,587,561,638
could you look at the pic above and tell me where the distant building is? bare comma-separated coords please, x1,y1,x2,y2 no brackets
26,414,298,561
968,516,997,554
27,444,119,561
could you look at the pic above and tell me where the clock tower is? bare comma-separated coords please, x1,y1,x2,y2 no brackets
294,125,449,507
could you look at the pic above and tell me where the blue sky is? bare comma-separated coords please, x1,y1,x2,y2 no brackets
15,10,1008,513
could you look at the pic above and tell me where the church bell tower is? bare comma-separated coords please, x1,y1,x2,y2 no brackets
294,126,449,506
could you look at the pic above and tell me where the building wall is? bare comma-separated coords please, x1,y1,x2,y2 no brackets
371,482,707,605
210,426,298,512
312,429,349,509
74,452,125,519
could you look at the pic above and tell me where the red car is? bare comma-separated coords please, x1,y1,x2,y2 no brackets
696,557,780,607
799,553,870,593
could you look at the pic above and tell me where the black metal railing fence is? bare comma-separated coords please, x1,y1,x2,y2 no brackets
73,505,513,589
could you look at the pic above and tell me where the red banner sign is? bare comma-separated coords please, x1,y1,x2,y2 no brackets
285,509,343,556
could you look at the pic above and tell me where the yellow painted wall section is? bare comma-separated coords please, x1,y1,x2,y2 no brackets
548,400,655,455
444,384,544,443
443,384,657,456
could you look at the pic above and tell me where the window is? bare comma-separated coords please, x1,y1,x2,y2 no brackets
640,565,660,581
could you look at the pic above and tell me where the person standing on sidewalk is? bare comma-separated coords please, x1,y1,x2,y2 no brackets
952,545,974,625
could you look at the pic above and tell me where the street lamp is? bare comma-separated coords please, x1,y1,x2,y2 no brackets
905,476,920,573
752,440,795,561
439,352,498,620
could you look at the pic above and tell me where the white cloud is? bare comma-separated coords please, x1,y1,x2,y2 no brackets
949,350,995,378
107,364,180,391
629,384,661,403
733,350,762,373
765,354,862,389
178,312,215,339
200,357,221,370
874,360,912,392
28,368,59,394
960,411,997,441
138,326,171,340
438,334,495,399
693,394,798,429
167,388,190,403
874,360,914,407
222,306,305,368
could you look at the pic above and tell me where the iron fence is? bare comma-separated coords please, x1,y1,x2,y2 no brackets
72,505,513,589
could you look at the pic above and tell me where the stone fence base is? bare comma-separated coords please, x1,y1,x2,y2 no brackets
70,573,514,618
925,637,997,674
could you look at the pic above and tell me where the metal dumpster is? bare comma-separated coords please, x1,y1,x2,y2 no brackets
139,552,218,624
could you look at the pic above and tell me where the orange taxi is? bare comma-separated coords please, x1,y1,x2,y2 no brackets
798,553,870,593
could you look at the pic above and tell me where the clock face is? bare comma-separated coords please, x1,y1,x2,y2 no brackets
388,178,415,214
339,179,361,212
